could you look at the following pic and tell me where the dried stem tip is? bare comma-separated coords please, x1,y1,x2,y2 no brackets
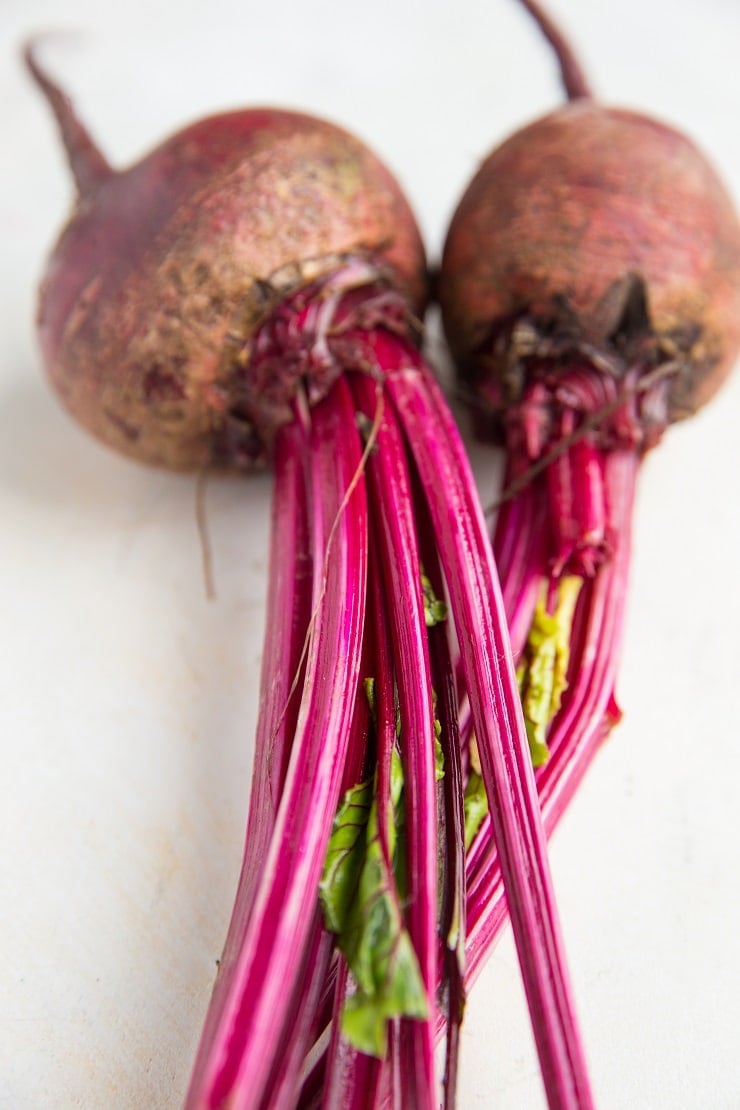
25,38,112,196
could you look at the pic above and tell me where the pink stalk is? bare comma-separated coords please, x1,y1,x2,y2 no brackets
187,379,368,1108
319,957,384,1110
456,480,546,747
29,36,598,1107
298,331,601,1109
235,424,312,919
351,371,439,1107
261,688,375,1110
189,420,314,1093
464,451,638,979
426,576,466,1110
259,915,336,1110
381,335,595,1110
319,559,398,1110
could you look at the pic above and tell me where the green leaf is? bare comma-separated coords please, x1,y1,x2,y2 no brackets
463,770,488,851
319,776,373,935
341,928,428,1056
364,677,376,718
461,578,582,846
433,697,445,782
434,733,445,782
421,570,448,627
518,576,582,766
319,748,428,1058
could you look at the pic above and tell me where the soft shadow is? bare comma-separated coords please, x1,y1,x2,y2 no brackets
0,373,144,512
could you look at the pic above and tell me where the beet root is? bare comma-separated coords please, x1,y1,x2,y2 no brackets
30,52,426,471
439,100,740,432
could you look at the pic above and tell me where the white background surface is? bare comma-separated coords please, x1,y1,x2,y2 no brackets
2,1,740,1106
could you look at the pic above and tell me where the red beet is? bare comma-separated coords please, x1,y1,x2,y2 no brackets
28,39,594,1110
437,5,740,1101
440,14,740,431
28,46,426,472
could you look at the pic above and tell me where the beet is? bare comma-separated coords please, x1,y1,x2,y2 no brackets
439,17,740,433
28,40,593,1110
436,4,740,1097
29,46,425,472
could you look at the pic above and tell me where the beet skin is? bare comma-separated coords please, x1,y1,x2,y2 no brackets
38,108,426,471
440,100,740,424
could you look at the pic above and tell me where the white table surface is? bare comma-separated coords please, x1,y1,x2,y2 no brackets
2,1,740,1106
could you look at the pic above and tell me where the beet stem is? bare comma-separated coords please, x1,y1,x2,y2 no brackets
382,344,594,1110
515,0,593,101
465,452,638,981
257,912,335,1110
352,370,439,1108
24,40,113,195
319,550,401,1110
429,619,466,1110
187,379,368,1108
407,486,466,1110
321,957,385,1110
185,421,314,1101
546,437,609,576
